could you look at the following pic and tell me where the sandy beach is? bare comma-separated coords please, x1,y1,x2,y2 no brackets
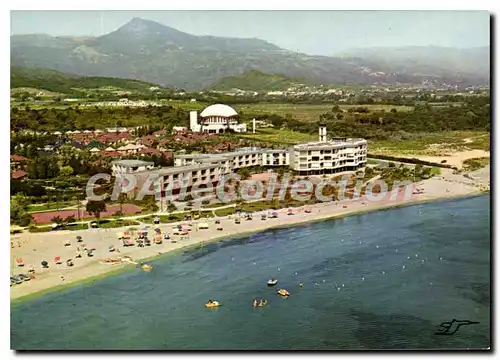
10,168,489,301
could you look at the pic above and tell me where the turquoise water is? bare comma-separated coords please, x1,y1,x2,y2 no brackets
11,196,490,350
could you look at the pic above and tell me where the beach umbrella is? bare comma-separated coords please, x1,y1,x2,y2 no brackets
54,256,62,264
76,236,82,241
155,228,161,233
16,258,24,267
41,261,49,268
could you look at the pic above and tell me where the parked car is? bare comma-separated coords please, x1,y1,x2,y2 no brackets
10,276,22,285
17,273,31,282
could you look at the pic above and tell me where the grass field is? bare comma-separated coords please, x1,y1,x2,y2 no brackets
238,128,317,145
369,131,490,154
13,100,412,123
97,219,141,229
167,101,414,122
462,157,490,172
237,104,413,122
27,201,78,213
237,128,490,156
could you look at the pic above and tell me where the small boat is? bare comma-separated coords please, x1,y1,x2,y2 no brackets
102,258,122,264
205,300,222,308
267,279,278,286
277,289,290,297
141,264,153,271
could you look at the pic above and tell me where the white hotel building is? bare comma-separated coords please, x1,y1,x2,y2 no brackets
289,124,368,175
174,148,289,174
175,124,366,176
111,119,366,203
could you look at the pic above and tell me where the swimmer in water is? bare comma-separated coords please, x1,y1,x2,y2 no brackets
253,299,258,307
299,283,303,288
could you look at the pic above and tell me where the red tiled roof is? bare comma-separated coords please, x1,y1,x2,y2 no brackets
12,170,28,179
153,129,168,136
162,151,173,159
100,151,121,157
10,154,28,162
139,148,162,155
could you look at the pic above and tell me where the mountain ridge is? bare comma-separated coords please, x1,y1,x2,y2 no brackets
11,17,490,90
10,66,162,95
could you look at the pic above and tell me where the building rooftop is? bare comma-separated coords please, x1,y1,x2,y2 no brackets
200,104,238,118
136,163,221,176
111,160,154,167
175,147,287,160
293,139,367,149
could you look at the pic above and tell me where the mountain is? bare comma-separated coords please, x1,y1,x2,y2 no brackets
208,70,314,91
11,18,490,90
339,46,490,85
11,66,162,95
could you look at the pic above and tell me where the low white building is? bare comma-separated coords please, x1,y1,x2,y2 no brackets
172,126,188,133
189,104,247,133
111,160,155,176
131,163,225,204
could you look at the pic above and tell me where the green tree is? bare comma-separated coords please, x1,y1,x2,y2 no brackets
51,216,64,225
10,193,31,226
60,165,74,177
65,215,76,224
86,200,107,224
117,193,127,214
167,202,177,213
238,167,251,181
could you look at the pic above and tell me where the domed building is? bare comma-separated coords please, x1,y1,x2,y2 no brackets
189,104,247,133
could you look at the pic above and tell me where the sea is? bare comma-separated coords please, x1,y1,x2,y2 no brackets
11,195,491,350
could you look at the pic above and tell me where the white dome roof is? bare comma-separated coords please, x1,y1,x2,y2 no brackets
200,104,238,118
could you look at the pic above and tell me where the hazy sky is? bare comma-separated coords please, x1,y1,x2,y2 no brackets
10,10,490,55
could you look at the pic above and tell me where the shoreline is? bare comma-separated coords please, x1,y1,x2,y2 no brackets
11,187,487,304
